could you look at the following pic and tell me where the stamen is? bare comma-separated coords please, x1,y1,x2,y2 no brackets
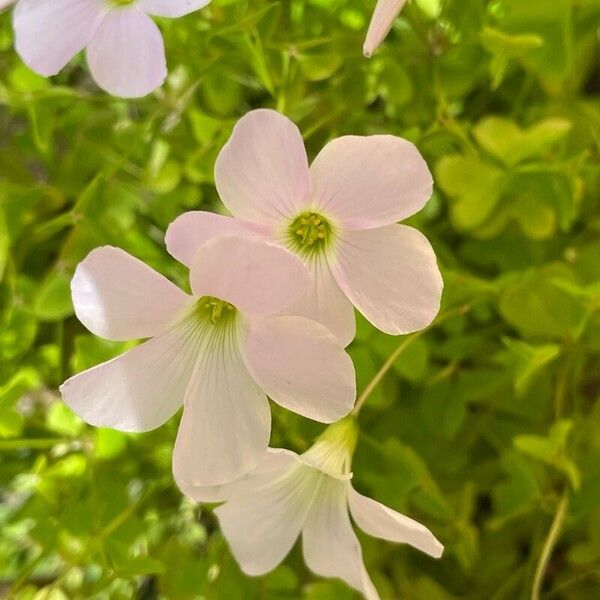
286,211,334,259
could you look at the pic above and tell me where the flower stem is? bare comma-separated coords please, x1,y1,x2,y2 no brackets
531,490,570,600
352,304,471,416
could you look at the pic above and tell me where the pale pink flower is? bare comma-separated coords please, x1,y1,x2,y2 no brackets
60,237,356,486
167,109,442,347
364,0,408,57
12,0,210,98
178,418,443,600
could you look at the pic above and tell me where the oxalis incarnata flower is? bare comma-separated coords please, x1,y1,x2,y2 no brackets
60,236,356,486
364,0,408,57
178,417,443,600
167,109,443,347
11,0,211,98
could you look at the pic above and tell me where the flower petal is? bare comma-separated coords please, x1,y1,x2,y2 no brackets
363,0,407,57
14,0,107,76
60,327,197,432
138,0,210,18
285,257,356,347
165,211,268,268
86,6,166,98
72,246,193,341
172,327,271,487
189,236,305,316
242,315,356,423
1,0,16,12
332,225,443,335
215,452,319,575
176,448,299,504
302,479,380,600
348,488,444,558
310,135,432,229
215,109,310,224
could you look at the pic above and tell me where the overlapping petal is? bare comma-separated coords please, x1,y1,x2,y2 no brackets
310,135,433,230
165,211,268,268
332,224,442,335
284,257,356,347
242,315,356,423
215,109,310,224
139,0,210,18
86,6,166,97
60,326,198,432
71,246,194,341
189,236,305,316
215,451,317,575
363,0,407,57
14,0,107,76
172,327,271,487
302,478,380,600
348,488,444,558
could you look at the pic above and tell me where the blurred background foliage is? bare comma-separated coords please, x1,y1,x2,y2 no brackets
0,0,599,598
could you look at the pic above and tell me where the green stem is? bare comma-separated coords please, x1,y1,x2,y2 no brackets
352,304,471,416
0,438,69,450
531,490,570,600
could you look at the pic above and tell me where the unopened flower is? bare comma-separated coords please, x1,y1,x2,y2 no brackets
364,0,408,57
60,237,356,486
179,417,443,600
167,109,442,346
12,0,210,98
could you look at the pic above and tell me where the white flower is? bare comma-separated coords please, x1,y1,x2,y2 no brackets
12,0,211,97
60,237,356,486
167,109,443,347
178,418,443,599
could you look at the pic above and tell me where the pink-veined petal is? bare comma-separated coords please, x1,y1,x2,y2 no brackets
138,0,210,18
60,326,198,432
348,487,444,558
165,211,269,268
310,135,433,230
215,109,310,224
86,6,166,98
242,315,356,423
284,256,356,347
172,326,271,487
72,246,194,341
332,225,442,335
363,0,407,57
215,451,319,575
189,236,305,316
302,478,380,600
14,0,107,76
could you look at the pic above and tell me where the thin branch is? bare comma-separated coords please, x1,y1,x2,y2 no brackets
531,490,570,600
352,304,471,416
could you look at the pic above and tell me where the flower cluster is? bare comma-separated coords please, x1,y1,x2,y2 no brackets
60,108,444,598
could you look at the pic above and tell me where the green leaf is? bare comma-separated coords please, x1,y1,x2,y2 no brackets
33,270,73,321
436,155,505,230
473,117,571,166
514,420,581,489
501,337,560,396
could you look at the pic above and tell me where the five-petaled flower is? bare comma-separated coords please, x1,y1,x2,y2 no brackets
12,0,211,97
178,417,443,600
364,0,408,57
60,237,356,486
167,109,443,347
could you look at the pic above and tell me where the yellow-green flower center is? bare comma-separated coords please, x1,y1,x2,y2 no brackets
286,211,334,259
195,296,237,327
110,0,137,7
